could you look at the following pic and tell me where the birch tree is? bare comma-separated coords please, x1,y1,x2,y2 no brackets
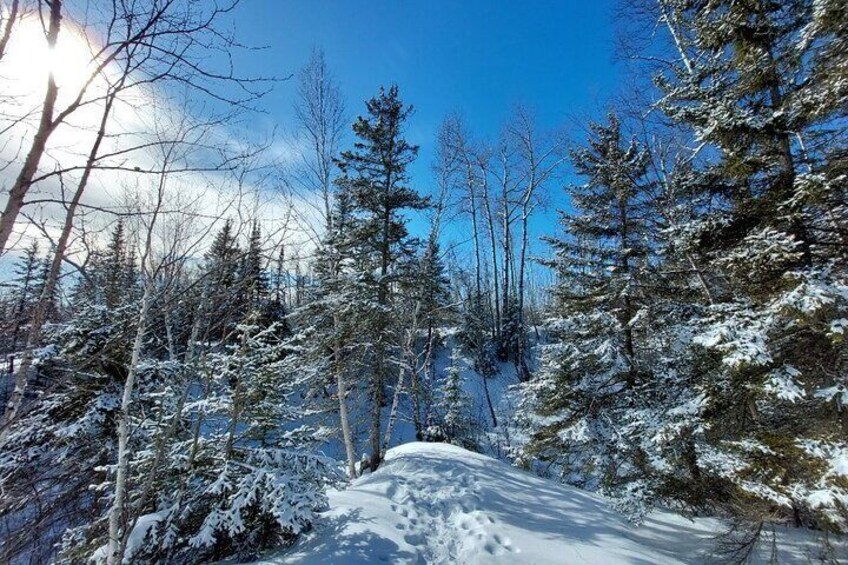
0,0,270,256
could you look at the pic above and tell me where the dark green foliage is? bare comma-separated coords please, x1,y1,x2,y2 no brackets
333,85,429,469
0,241,44,352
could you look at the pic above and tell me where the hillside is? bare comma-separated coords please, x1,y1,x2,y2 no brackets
252,443,836,565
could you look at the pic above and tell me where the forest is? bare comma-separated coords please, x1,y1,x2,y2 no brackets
0,0,846,563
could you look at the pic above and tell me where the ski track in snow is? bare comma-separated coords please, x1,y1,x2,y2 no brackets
247,442,839,564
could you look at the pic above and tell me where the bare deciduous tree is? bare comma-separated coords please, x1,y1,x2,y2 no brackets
0,0,270,256
291,46,346,234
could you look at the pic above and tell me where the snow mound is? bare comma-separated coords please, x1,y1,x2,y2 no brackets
252,442,836,564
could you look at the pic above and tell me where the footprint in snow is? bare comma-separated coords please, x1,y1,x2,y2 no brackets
483,533,514,555
403,532,426,546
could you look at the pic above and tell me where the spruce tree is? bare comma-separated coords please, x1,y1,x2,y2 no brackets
103,219,128,309
652,0,848,529
407,232,451,438
522,115,658,519
203,219,242,342
2,241,42,352
287,185,367,479
434,349,473,448
241,222,267,304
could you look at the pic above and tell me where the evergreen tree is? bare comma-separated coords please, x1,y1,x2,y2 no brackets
240,222,289,336
520,2,848,531
241,221,268,304
0,303,142,563
1,241,43,352
334,85,429,470
521,115,660,520
123,319,334,564
203,219,243,342
104,219,128,309
407,232,451,438
72,220,137,311
432,349,474,449
287,186,367,479
655,0,844,268
416,233,451,336
651,0,848,530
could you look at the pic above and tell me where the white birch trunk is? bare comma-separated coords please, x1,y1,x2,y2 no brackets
106,282,152,564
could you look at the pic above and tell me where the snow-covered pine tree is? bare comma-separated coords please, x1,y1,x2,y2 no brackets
286,186,367,479
241,222,290,336
0,293,145,563
71,220,137,310
432,349,474,449
0,213,333,564
112,319,335,564
652,0,848,531
405,229,451,439
103,219,128,310
0,240,43,353
334,85,429,470
203,219,243,343
520,114,660,520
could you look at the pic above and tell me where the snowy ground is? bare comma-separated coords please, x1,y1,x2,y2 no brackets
248,442,839,564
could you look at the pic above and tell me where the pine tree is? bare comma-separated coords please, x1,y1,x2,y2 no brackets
651,0,848,530
288,186,365,479
240,222,288,335
433,349,474,448
241,221,268,304
127,319,335,564
521,115,659,520
0,302,143,563
2,241,42,352
72,221,137,311
204,219,243,342
407,232,451,438
104,219,128,309
334,85,429,470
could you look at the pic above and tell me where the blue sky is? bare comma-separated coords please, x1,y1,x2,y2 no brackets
0,0,625,282
236,0,622,248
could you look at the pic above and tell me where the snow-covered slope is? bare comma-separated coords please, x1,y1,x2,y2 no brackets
251,442,834,564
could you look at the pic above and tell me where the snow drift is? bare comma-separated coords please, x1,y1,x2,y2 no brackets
250,442,837,564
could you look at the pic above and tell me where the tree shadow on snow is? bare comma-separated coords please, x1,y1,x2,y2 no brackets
268,508,419,565
393,449,717,564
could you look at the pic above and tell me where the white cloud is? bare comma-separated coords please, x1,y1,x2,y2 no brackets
0,13,325,280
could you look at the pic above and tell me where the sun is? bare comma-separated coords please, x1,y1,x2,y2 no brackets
1,13,95,96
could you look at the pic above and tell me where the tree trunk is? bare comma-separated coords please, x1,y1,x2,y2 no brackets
126,298,205,542
1,77,119,440
482,373,498,428
370,187,393,472
383,366,405,452
384,311,419,450
467,164,482,301
414,324,435,440
480,167,501,341
619,198,637,386
107,282,152,565
0,0,20,62
515,202,532,381
500,160,514,321
0,0,62,256
334,314,357,480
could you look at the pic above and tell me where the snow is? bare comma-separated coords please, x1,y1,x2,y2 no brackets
91,511,168,564
247,442,833,564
